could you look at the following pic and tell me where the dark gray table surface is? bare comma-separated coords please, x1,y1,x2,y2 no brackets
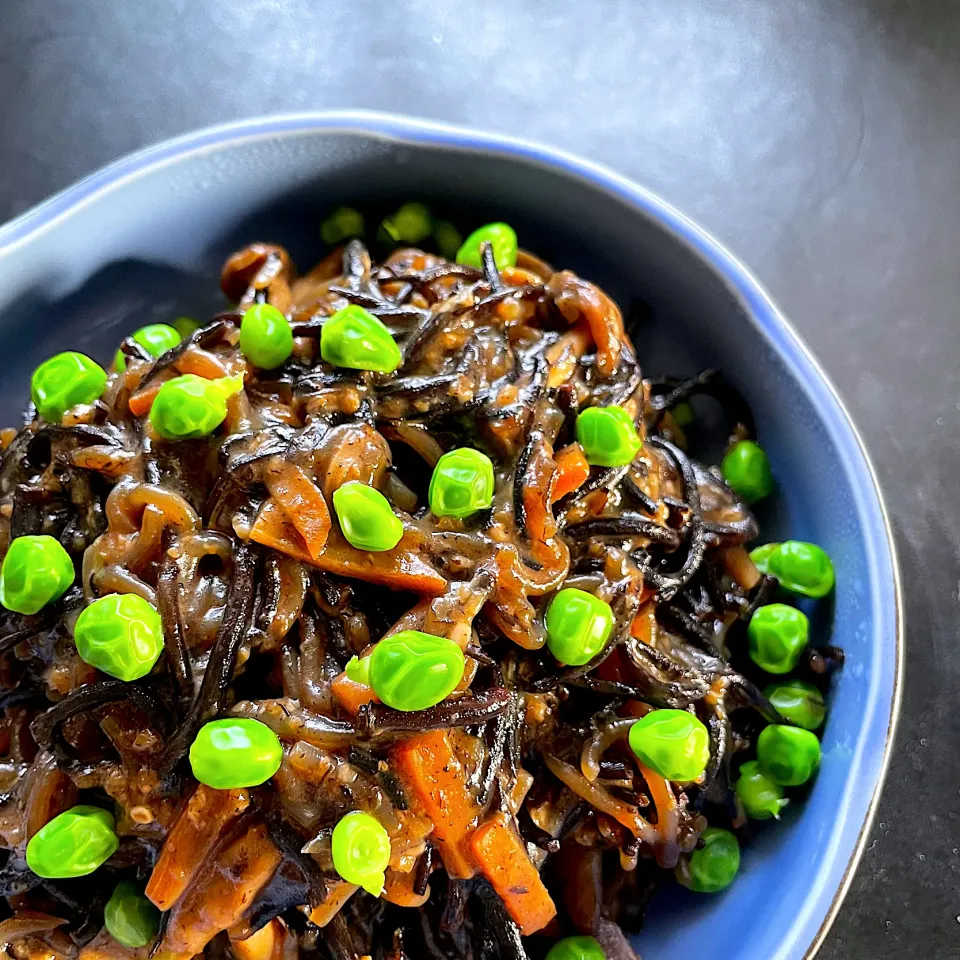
1,1,957,956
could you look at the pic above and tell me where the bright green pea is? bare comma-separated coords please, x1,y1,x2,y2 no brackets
346,630,465,712
74,594,163,682
428,448,495,518
26,805,118,879
671,401,695,430
377,220,399,247
115,323,181,371
545,588,614,666
149,374,243,440
765,679,826,731
320,305,401,373
240,303,294,369
757,724,821,786
769,540,835,598
545,936,606,960
104,880,161,948
331,811,391,896
747,603,809,674
321,206,365,245
721,440,773,503
680,827,740,893
0,535,74,615
434,220,462,260
735,760,788,820
189,718,283,789
628,709,710,782
31,352,107,423
171,316,202,339
749,542,780,575
381,203,433,245
456,222,518,270
333,482,403,552
575,406,643,467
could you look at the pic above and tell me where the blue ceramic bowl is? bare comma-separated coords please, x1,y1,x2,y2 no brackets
0,112,901,960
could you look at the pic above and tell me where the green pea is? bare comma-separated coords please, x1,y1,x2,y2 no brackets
428,448,495,518
115,323,181,371
757,724,821,786
333,482,403,552
456,222,518,270
747,603,809,674
769,540,835,598
74,593,164,682
26,805,118,879
149,374,243,440
749,542,780,575
720,439,773,503
545,936,606,960
575,406,643,467
764,679,826,731
189,718,283,789
171,316,202,339
671,402,695,430
31,352,107,423
628,709,710,782
545,588,614,666
735,760,788,820
331,811,391,896
377,220,399,247
240,303,294,369
320,305,401,373
321,206,365,245
680,827,740,893
380,203,433,245
0,535,74,615
434,220,463,261
346,630,465,712
104,880,161,948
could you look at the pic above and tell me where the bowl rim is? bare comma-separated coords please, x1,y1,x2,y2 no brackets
0,110,903,959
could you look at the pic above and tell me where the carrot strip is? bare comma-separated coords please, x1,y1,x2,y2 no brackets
637,762,681,869
128,380,165,417
161,823,281,956
307,880,358,927
251,499,446,595
391,731,480,879
230,919,287,960
551,443,590,502
265,459,331,560
383,867,430,908
146,785,250,910
331,672,377,716
470,811,557,935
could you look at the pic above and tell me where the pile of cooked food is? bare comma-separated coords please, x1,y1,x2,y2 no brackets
0,204,840,960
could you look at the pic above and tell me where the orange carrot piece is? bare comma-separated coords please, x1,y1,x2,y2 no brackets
128,380,165,417
470,811,557,935
231,919,287,960
265,460,331,560
383,867,430,908
331,672,378,716
307,880,358,927
551,443,590,502
161,823,281,956
636,762,681,869
251,499,446,595
391,731,480,879
146,785,250,910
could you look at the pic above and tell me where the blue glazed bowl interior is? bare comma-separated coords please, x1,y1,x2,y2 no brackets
0,115,899,960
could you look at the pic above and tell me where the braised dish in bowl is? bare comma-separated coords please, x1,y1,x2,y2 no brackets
0,113,901,960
